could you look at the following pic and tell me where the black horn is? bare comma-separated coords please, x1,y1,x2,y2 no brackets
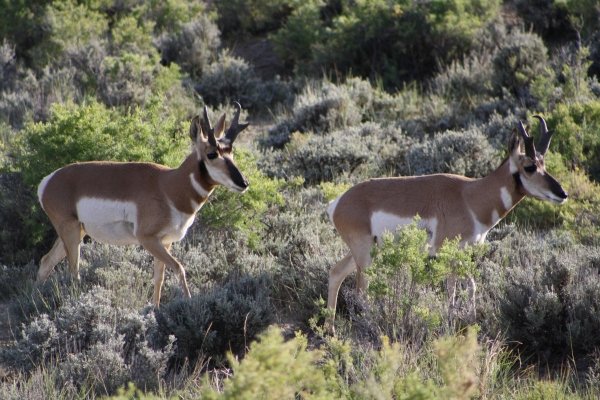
223,102,249,145
533,115,553,155
518,120,537,160
201,105,218,147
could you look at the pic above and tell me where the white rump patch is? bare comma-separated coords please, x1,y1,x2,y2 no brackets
500,186,513,210
76,198,138,245
37,170,58,210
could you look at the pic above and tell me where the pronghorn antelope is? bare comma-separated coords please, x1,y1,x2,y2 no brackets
326,117,567,329
36,103,249,306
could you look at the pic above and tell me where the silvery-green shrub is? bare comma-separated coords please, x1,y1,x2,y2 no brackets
405,127,499,177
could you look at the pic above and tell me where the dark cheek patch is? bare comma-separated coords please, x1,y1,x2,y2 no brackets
225,158,248,189
546,174,568,199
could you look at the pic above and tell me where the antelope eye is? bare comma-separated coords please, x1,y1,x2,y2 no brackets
524,165,537,173
207,152,218,160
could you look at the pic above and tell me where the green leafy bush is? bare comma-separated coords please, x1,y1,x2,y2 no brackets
111,15,155,56
273,0,500,89
158,15,221,79
0,0,49,66
544,101,600,180
200,326,335,399
492,31,554,105
0,173,47,265
12,99,188,188
200,325,481,400
138,0,206,33
270,1,325,73
362,220,479,341
514,0,599,44
0,41,18,93
27,0,108,70
215,0,294,37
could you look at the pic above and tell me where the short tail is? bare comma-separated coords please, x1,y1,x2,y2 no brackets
326,196,341,225
37,171,57,212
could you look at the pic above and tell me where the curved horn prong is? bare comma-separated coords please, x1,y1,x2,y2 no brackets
533,115,553,155
201,105,217,147
224,102,249,145
518,120,537,159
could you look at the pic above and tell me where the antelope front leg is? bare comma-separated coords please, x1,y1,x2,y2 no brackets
140,238,191,306
152,258,166,307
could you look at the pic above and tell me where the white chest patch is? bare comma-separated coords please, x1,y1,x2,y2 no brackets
76,198,138,245
468,209,489,244
159,201,196,243
500,186,513,210
370,211,438,247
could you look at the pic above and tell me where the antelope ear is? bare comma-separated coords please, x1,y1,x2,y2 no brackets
508,131,521,155
214,114,226,138
189,116,201,141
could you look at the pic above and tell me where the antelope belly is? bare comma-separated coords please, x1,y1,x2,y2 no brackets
370,211,438,250
76,198,139,245
370,211,414,240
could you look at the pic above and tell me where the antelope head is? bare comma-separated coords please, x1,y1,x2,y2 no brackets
509,116,568,204
189,102,250,192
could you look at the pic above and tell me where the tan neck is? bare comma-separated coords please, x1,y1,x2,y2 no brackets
164,152,216,214
466,158,525,229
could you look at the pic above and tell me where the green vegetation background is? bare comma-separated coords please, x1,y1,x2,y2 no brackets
1,0,600,398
